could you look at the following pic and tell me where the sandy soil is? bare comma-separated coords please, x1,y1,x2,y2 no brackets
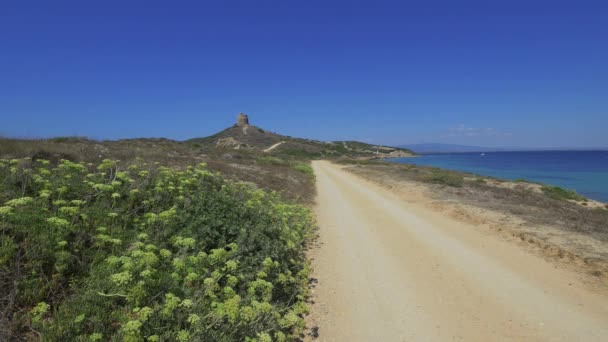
307,161,608,341
263,141,285,152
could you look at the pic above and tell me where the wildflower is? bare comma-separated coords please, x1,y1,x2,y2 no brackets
137,307,153,322
122,320,142,334
111,192,121,199
172,258,185,270
185,272,199,282
52,199,67,206
226,275,239,287
37,168,51,176
47,217,70,228
110,271,132,286
140,269,153,278
5,197,34,207
187,314,200,325
176,330,190,342
162,293,181,316
58,186,69,195
142,252,158,266
159,249,172,258
279,310,301,328
59,206,79,216
73,314,86,323
262,257,274,269
256,332,272,342
30,302,50,322
225,260,238,271
39,190,52,198
92,183,113,192
180,299,193,308
89,333,103,341
106,256,120,265
172,236,195,248
0,206,13,216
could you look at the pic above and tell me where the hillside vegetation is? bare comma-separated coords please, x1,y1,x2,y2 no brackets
187,122,414,160
0,136,317,204
0,115,412,340
0,157,314,341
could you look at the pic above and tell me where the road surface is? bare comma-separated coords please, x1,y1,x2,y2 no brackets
309,161,608,341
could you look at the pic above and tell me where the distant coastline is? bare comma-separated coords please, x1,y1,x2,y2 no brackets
399,143,608,154
389,150,608,203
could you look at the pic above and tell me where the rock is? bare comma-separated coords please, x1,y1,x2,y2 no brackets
215,137,254,150
237,113,249,127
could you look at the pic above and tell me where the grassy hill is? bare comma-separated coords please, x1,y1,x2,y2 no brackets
188,116,414,159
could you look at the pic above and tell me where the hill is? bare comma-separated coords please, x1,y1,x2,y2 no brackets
189,113,414,159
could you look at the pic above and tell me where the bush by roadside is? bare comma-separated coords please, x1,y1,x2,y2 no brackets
0,158,315,341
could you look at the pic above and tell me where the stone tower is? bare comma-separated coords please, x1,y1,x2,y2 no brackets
236,113,249,126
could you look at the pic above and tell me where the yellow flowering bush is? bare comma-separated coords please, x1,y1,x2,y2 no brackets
1,158,314,341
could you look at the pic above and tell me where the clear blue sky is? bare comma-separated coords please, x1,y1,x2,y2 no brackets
1,0,607,148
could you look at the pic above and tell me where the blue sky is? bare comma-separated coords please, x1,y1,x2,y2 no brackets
1,0,607,148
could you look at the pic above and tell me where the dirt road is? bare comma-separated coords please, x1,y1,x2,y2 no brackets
309,161,608,341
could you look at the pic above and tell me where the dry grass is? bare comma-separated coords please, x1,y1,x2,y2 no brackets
0,137,316,204
342,161,608,241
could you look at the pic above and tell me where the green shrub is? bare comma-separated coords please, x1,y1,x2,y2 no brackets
0,158,314,341
292,163,314,177
541,185,585,201
418,169,464,187
256,156,288,166
277,149,321,159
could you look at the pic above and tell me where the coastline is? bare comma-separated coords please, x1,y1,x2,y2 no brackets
385,150,608,203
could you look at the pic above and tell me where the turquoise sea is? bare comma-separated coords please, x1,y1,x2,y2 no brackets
389,151,608,203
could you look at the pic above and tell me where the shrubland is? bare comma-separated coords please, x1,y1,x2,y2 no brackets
0,157,315,341
541,185,585,201
341,160,608,241
0,137,316,204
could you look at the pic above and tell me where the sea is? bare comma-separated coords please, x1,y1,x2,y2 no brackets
388,150,608,203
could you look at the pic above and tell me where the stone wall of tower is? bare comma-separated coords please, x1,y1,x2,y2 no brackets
237,113,249,126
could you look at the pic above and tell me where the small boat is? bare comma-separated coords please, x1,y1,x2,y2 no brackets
480,153,485,156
